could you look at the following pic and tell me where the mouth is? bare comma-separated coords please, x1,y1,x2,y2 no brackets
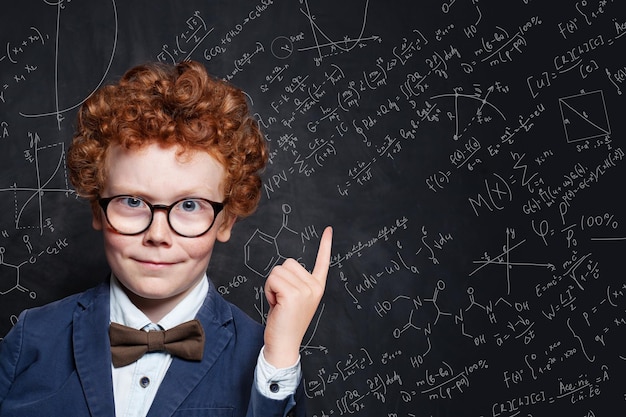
134,259,178,268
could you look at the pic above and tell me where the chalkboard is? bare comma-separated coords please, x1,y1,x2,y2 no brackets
2,1,626,415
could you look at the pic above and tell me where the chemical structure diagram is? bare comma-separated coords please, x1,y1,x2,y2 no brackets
374,279,452,362
0,234,69,300
374,273,538,361
244,203,319,278
0,246,36,299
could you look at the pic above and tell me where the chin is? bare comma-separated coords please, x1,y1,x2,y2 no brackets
120,277,175,300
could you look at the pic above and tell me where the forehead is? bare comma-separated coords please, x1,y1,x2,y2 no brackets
103,143,226,199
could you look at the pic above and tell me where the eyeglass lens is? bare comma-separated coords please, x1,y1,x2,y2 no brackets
103,196,219,237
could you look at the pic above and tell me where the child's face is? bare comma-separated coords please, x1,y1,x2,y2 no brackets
93,143,234,312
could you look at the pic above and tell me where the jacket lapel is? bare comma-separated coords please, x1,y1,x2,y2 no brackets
147,283,234,417
73,281,116,417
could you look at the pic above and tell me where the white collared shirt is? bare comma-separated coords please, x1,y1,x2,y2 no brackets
109,274,300,417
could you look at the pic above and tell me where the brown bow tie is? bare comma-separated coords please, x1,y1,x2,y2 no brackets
109,319,205,368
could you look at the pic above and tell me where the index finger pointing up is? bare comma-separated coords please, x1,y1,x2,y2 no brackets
312,226,333,281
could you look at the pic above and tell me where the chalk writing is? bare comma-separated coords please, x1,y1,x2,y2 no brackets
2,1,626,416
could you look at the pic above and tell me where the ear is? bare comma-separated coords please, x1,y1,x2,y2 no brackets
216,212,237,242
91,203,104,231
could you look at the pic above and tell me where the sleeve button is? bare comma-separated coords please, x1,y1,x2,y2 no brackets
140,376,150,388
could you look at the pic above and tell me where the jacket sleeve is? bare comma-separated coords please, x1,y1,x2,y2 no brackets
0,310,26,406
248,380,306,417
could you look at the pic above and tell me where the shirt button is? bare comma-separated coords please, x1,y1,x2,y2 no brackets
269,382,280,393
140,376,150,388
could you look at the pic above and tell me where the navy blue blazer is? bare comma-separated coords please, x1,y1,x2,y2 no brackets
0,279,305,417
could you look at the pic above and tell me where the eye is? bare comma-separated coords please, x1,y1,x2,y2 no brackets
119,196,145,209
179,199,202,213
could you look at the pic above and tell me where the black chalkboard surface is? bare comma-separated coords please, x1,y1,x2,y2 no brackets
2,1,626,415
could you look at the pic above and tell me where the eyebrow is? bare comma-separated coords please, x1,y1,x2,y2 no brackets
104,187,222,202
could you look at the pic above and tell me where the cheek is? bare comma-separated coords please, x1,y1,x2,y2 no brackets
181,236,216,261
101,230,131,260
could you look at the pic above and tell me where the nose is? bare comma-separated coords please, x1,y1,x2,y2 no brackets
142,210,173,246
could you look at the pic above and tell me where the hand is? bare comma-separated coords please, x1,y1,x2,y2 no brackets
262,226,333,368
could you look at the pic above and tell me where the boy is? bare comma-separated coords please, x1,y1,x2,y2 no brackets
0,60,332,417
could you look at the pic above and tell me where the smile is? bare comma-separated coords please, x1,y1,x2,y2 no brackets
134,259,178,267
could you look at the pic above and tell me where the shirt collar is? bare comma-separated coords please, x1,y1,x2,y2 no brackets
109,274,208,330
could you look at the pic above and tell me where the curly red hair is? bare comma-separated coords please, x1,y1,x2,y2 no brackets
67,60,267,220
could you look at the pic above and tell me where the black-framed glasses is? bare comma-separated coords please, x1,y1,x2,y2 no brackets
98,195,225,238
